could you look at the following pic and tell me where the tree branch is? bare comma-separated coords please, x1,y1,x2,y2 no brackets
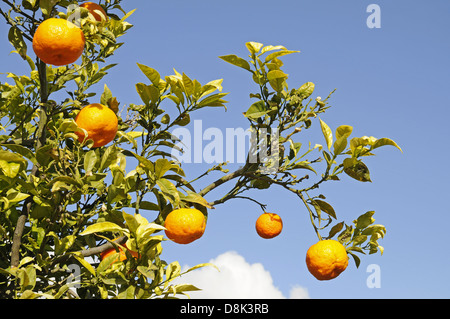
198,165,248,197
79,236,127,258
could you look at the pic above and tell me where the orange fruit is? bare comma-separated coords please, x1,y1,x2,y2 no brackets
100,243,139,263
164,208,206,244
74,103,118,148
80,2,108,22
255,213,283,239
32,18,85,66
305,239,349,281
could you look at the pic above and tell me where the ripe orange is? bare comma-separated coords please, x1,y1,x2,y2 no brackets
32,18,85,66
74,103,118,148
305,239,349,281
164,208,206,244
255,213,283,239
80,2,108,22
100,243,139,263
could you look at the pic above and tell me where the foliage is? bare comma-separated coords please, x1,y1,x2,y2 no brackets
0,1,401,298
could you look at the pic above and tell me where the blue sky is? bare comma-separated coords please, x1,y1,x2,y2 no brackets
1,0,450,298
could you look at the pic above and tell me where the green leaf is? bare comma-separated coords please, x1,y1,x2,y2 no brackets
313,199,337,219
123,212,139,234
137,266,155,280
261,45,287,54
343,158,372,182
333,137,347,156
0,160,22,178
336,125,353,140
319,118,333,151
55,235,75,256
348,251,361,268
372,138,403,153
84,150,98,173
166,261,181,281
39,0,60,17
0,150,27,164
136,223,165,242
156,178,180,207
50,176,82,192
246,42,264,54
100,84,113,106
0,151,27,178
333,126,353,156
97,252,120,274
244,101,267,120
182,191,212,209
219,54,252,72
99,145,119,172
267,70,288,92
154,158,172,180
333,126,352,156
8,27,27,60
183,263,219,274
80,222,127,236
137,63,161,86
182,73,194,97
172,284,201,293
136,83,152,105
197,92,228,109
350,136,377,155
200,79,223,97
1,144,37,165
327,221,344,239
72,253,96,276
265,50,300,62
297,82,315,99
354,211,375,230
135,200,160,211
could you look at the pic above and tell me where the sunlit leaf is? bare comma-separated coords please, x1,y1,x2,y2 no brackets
319,118,333,150
80,222,126,236
219,54,252,72
372,137,403,153
246,42,264,54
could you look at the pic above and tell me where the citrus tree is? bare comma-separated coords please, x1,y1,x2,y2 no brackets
0,1,401,298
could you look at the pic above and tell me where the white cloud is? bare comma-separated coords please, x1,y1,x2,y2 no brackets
171,251,309,299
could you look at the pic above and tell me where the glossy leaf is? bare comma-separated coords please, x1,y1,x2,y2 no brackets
246,42,264,54
80,222,127,236
182,191,212,208
156,178,180,207
244,100,267,120
265,50,300,62
319,118,333,150
372,138,403,153
297,82,315,99
219,54,252,72
267,69,288,92
333,126,352,155
137,63,161,86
